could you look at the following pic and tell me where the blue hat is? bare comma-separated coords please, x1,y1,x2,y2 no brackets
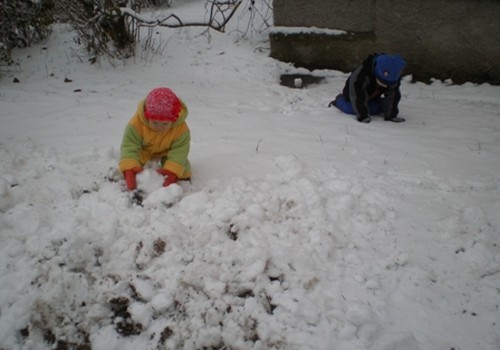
374,54,406,85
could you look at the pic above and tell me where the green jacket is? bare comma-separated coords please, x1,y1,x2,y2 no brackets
119,99,191,178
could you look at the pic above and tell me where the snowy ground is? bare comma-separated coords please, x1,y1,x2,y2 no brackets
1,2,500,350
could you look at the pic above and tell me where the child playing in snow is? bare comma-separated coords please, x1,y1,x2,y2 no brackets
329,53,406,123
119,87,191,191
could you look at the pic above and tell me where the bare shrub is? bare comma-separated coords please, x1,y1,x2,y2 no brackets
53,0,136,60
52,0,245,61
0,0,54,64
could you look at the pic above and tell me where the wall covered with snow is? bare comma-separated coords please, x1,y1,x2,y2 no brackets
271,0,500,84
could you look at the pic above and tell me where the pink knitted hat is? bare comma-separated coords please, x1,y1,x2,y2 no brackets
144,87,181,122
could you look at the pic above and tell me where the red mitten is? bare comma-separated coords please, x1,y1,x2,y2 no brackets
123,167,143,191
157,168,178,187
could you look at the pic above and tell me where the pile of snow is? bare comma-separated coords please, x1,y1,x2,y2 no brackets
1,1,499,349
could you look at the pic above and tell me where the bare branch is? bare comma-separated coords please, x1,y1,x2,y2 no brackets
120,0,242,33
52,0,245,60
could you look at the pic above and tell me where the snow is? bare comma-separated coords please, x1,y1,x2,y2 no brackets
1,1,500,349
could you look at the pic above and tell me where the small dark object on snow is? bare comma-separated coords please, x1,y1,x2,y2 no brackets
116,320,142,336
109,296,130,317
237,289,254,299
20,327,29,337
158,326,174,345
44,329,56,344
64,77,72,83
73,89,82,93
131,190,144,206
228,223,238,240
55,340,91,350
153,238,166,256
13,77,20,83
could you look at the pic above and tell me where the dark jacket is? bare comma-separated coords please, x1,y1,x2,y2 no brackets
342,54,402,121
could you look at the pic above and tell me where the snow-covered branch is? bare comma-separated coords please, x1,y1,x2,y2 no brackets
120,0,242,32
49,0,244,60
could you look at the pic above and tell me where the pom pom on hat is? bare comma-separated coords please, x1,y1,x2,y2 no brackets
374,54,406,85
144,87,181,122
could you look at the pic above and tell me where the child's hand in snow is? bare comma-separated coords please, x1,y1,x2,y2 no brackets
124,167,143,190
156,168,178,187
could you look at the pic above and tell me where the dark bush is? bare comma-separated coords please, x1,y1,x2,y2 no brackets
53,0,136,60
0,0,54,64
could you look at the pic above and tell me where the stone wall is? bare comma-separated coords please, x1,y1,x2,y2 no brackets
270,0,500,84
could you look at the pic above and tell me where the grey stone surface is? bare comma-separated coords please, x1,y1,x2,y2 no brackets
271,0,500,84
